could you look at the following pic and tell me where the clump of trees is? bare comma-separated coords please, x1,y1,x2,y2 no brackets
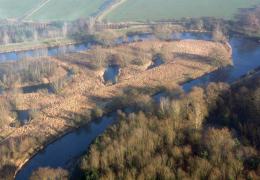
212,25,227,43
78,73,260,179
152,24,173,40
209,46,231,67
50,68,75,94
208,73,260,148
0,98,12,127
181,17,227,32
0,17,100,45
0,58,57,89
0,21,66,45
0,135,40,179
234,6,260,36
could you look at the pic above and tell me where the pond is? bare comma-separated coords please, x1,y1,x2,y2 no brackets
22,83,53,94
16,110,30,125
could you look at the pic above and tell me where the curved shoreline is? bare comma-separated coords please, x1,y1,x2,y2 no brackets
13,122,87,178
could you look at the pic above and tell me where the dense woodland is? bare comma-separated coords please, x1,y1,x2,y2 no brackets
234,6,260,36
77,72,260,180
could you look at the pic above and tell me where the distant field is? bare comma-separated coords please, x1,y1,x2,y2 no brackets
0,0,107,21
27,0,106,21
0,0,43,19
105,0,260,22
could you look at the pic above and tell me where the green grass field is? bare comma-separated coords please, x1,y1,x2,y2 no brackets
27,0,105,21
0,0,43,19
105,0,260,22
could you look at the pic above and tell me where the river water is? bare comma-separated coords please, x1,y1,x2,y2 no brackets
14,32,260,179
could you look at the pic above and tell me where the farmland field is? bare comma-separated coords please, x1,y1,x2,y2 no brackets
0,0,44,19
0,0,108,21
27,0,106,21
105,0,260,22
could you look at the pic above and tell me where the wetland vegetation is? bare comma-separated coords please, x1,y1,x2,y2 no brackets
0,1,259,180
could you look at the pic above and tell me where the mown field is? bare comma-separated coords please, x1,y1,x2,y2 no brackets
105,0,260,22
27,0,106,21
0,0,43,19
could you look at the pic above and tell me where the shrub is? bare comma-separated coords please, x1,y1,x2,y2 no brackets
212,25,227,43
209,47,231,67
131,58,145,66
91,107,103,119
83,169,99,180
29,109,40,121
0,99,11,127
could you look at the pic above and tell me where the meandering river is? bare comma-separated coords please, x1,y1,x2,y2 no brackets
13,32,260,179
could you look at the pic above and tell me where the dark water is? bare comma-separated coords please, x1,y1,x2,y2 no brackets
22,83,53,94
103,65,120,84
16,110,30,125
148,54,165,69
15,33,260,180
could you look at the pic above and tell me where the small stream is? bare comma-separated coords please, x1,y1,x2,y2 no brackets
14,33,260,179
